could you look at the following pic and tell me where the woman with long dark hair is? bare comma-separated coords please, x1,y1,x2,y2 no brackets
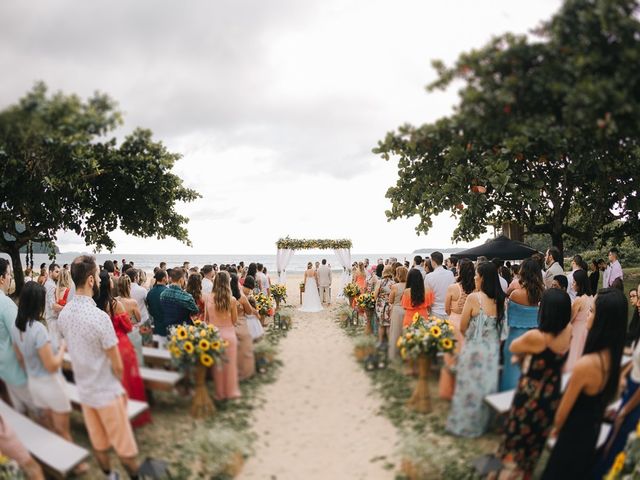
500,258,544,391
564,269,594,372
439,259,475,400
401,268,434,327
94,271,151,427
447,262,505,437
495,289,572,478
185,273,205,322
542,288,627,479
589,259,601,295
230,273,256,381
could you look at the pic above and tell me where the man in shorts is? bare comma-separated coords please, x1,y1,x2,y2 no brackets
58,255,139,479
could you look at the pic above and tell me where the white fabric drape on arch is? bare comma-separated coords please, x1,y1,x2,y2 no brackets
333,248,351,299
276,248,294,283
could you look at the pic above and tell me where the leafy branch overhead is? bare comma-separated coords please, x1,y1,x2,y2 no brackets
374,0,640,254
0,82,200,293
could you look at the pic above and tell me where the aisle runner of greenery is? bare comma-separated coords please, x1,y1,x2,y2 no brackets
334,304,498,480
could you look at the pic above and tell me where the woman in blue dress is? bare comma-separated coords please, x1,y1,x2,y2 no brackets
500,258,544,391
446,261,506,438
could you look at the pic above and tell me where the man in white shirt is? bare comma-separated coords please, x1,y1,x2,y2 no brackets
413,255,427,279
425,251,455,318
126,269,149,324
491,258,509,294
566,255,585,302
543,247,564,289
59,255,139,479
256,263,270,296
606,247,623,288
44,263,63,347
201,265,214,295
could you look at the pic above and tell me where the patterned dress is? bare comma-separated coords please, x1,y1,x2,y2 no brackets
375,278,394,327
446,306,500,437
498,347,566,474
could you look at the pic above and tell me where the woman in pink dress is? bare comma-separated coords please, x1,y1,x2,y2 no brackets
204,271,241,400
439,259,475,400
564,269,594,372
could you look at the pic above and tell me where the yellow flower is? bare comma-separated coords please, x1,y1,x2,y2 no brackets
194,319,202,326
441,338,454,350
211,340,221,351
200,353,214,367
171,335,177,342
200,329,207,337
400,347,407,358
170,347,181,358
613,452,626,471
199,339,210,351
189,325,195,333
396,337,403,348
430,326,442,338
189,335,195,341
412,312,420,323
207,324,215,331
177,327,188,340
184,341,194,354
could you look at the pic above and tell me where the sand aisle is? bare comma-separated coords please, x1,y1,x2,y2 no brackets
240,302,398,479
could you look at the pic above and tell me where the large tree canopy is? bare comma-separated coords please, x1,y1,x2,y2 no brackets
0,82,199,293
374,0,640,259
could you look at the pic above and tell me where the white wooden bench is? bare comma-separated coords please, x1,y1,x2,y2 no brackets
0,399,89,479
486,355,633,415
63,353,183,392
64,382,149,420
142,346,172,367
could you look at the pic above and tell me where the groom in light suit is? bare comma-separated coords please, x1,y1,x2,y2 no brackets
317,259,332,305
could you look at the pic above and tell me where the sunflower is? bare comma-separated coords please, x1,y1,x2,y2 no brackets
184,341,195,354
440,338,454,350
396,337,403,348
207,324,215,331
189,325,195,333
199,339,210,351
176,327,188,340
170,347,182,358
200,329,208,337
200,354,214,367
194,319,202,326
430,326,442,338
211,340,221,351
412,312,421,323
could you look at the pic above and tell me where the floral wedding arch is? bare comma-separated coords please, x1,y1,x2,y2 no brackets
275,237,352,297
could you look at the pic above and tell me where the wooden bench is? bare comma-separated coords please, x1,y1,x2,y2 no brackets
142,346,172,367
64,382,149,420
485,355,633,415
0,399,90,479
63,353,183,391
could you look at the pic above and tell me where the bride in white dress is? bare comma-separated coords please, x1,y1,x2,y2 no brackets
300,262,323,313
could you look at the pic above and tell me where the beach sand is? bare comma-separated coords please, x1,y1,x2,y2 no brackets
240,274,398,479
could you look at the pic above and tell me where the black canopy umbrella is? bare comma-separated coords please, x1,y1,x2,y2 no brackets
450,235,540,261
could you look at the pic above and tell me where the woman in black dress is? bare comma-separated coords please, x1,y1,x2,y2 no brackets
589,259,600,295
495,289,572,478
542,288,627,479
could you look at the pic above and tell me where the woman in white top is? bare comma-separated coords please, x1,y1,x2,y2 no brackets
300,262,323,312
11,282,88,474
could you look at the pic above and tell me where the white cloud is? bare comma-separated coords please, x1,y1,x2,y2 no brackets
0,0,562,254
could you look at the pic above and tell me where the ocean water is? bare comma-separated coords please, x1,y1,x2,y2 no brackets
9,252,418,274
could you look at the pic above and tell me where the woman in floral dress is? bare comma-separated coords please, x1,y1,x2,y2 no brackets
374,265,395,345
494,288,572,478
446,262,505,438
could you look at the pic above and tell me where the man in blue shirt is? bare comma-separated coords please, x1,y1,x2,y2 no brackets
160,268,199,332
148,270,168,337
0,259,34,413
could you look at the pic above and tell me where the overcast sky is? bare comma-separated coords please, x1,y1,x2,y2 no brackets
1,0,561,254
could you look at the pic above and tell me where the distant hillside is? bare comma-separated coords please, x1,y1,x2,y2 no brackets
19,242,60,254
413,247,467,254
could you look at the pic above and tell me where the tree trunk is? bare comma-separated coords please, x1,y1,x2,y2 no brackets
7,245,24,298
551,231,565,267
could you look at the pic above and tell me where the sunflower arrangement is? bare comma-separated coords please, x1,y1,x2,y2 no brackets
167,320,228,370
343,282,360,299
0,454,24,480
604,421,640,480
271,284,287,304
254,292,275,316
356,292,376,311
396,314,457,360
